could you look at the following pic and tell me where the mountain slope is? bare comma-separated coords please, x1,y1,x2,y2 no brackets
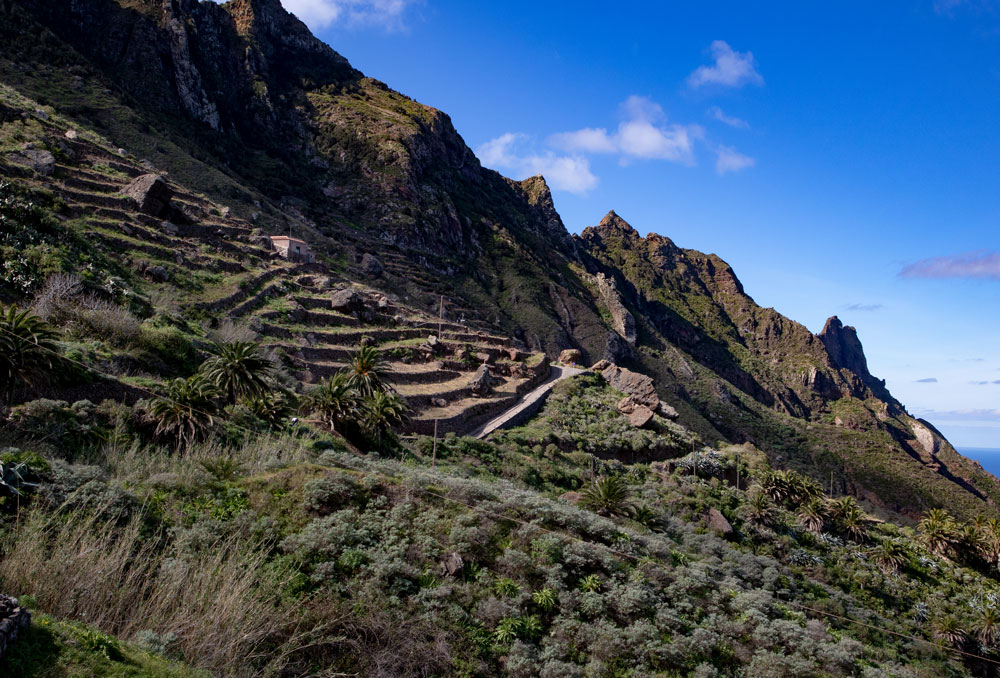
1,0,997,521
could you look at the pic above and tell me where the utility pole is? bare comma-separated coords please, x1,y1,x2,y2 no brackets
437,295,444,339
432,419,438,470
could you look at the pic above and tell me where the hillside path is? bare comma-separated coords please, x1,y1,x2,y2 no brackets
472,364,586,439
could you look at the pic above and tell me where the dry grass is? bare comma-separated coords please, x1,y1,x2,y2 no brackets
0,508,286,676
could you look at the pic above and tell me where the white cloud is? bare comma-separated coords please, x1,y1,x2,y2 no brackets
688,40,764,89
475,133,598,194
548,128,617,154
900,250,1000,280
215,0,417,31
707,105,749,128
714,145,755,175
549,96,700,165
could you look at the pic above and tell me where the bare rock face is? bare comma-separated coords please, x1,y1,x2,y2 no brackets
594,272,637,344
603,330,634,363
558,348,582,364
911,419,940,456
468,364,496,397
123,174,173,217
601,364,658,409
817,316,892,401
658,400,679,419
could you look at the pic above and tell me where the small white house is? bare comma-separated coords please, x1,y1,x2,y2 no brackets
269,235,314,263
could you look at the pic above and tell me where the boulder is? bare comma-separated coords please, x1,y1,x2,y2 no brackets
658,400,679,419
159,221,179,236
440,552,464,577
65,129,78,140
628,405,655,429
146,265,169,283
707,508,734,536
468,364,496,397
600,364,659,408
11,148,55,176
123,174,173,217
361,253,384,277
360,336,376,347
617,395,640,415
590,359,612,372
431,397,448,408
475,348,498,364
427,334,439,347
558,348,582,364
330,288,364,315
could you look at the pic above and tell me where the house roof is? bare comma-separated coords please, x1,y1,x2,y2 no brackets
268,235,309,245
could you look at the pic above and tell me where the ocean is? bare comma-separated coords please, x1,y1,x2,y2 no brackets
958,448,1000,479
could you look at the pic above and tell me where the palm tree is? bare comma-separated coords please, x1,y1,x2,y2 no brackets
982,518,1000,568
348,345,389,398
933,616,967,649
242,390,295,428
301,372,359,433
977,608,1000,648
579,475,634,518
0,304,60,404
361,390,409,451
741,490,775,526
200,341,274,404
919,508,958,558
871,540,908,575
148,375,219,451
797,498,828,533
959,523,988,564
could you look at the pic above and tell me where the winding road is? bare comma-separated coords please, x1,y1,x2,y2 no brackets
471,364,586,439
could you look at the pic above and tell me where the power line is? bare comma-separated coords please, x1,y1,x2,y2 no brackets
2,321,998,668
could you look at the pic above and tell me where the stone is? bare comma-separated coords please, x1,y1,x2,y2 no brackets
119,222,134,236
220,206,231,217
360,336,376,347
33,108,48,120
558,348,582,364
503,347,526,361
559,491,581,504
440,551,464,577
174,251,184,265
13,148,55,176
123,174,173,217
64,129,78,140
146,265,169,283
361,252,384,277
628,405,655,428
298,275,315,287
431,397,448,408
617,395,639,415
474,350,497,365
590,359,612,372
468,364,496,397
288,305,308,323
600,364,659,408
658,400,679,419
330,288,364,314
707,508,734,536
160,221,179,236
427,334,439,347
117,147,128,156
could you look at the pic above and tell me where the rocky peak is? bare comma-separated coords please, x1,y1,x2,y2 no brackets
596,210,638,236
817,316,894,402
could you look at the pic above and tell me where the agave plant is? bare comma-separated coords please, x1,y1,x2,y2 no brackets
0,304,60,404
200,340,274,404
579,475,634,518
0,460,38,498
148,375,219,451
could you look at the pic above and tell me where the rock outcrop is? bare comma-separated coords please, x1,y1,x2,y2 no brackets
601,364,659,409
123,174,173,217
594,272,636,344
0,595,30,660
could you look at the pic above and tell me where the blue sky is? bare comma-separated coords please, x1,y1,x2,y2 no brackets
269,0,1000,447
